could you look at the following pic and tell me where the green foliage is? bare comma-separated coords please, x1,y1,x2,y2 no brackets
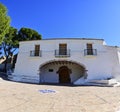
0,26,42,72
4,27,19,47
0,3,10,43
18,27,42,41
2,27,18,57
1,27,18,72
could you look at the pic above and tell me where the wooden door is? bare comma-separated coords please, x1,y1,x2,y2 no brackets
58,66,71,83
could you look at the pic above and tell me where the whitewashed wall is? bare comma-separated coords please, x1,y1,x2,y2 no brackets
13,39,120,83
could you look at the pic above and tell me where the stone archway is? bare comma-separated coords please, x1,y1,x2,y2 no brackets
57,66,71,83
39,60,86,84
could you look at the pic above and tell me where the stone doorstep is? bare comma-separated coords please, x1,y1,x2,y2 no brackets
87,79,109,84
85,79,120,87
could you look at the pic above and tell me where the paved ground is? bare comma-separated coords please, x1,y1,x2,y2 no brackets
0,78,120,112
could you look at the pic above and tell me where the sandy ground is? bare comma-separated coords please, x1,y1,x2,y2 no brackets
0,78,120,112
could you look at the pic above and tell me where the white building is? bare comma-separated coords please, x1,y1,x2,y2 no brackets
12,38,120,85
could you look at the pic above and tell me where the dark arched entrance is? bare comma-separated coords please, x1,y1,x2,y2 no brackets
57,66,71,83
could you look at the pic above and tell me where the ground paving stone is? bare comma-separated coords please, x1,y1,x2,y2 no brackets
0,78,120,112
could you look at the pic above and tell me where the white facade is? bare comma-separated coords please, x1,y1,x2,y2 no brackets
12,38,120,84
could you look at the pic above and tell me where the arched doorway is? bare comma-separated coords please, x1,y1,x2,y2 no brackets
57,66,71,83
39,60,86,84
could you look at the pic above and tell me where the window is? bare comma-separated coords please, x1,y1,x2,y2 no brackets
35,45,40,56
49,69,54,72
86,44,93,55
59,44,67,55
55,43,70,57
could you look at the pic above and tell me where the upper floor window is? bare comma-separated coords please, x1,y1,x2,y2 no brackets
59,44,67,55
55,43,70,57
84,43,97,56
30,44,41,57
86,44,93,55
35,45,40,56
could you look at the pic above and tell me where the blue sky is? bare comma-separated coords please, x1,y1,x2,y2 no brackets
1,0,120,46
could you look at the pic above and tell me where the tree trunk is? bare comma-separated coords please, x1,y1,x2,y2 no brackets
3,56,8,75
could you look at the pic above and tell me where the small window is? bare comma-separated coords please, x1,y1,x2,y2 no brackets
49,69,54,72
